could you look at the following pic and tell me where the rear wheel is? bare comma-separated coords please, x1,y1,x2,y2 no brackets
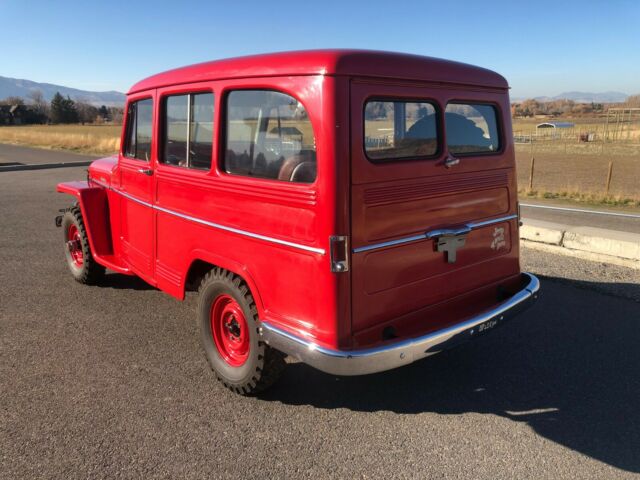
197,268,286,394
61,206,105,284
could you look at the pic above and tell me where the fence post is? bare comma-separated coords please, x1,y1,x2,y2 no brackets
605,160,613,196
528,157,535,191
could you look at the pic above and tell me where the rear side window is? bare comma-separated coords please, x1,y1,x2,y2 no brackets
445,103,500,154
224,90,316,183
124,98,153,161
364,100,438,161
161,92,214,169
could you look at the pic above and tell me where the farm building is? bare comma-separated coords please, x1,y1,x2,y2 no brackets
536,121,575,130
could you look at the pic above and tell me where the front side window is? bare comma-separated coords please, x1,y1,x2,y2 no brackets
225,90,316,183
445,103,500,154
364,100,438,161
161,92,214,169
124,98,153,161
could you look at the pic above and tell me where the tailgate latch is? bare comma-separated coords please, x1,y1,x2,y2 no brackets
426,226,471,264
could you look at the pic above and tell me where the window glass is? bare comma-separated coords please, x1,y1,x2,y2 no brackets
225,90,316,183
163,95,188,166
445,103,500,154
364,101,438,160
124,98,153,161
190,93,214,169
161,92,214,169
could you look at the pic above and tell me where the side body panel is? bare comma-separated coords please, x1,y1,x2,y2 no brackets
148,75,344,349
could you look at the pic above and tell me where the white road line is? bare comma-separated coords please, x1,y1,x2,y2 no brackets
520,203,640,219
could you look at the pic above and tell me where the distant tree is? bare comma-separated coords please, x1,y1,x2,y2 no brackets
98,105,110,121
623,95,640,107
50,92,79,123
50,92,65,123
0,96,25,106
75,99,99,124
108,106,123,124
27,90,49,123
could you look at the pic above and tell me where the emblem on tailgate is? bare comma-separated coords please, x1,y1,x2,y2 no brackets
436,234,466,264
491,227,506,250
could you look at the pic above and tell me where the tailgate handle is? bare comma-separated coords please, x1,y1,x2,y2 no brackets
426,226,470,264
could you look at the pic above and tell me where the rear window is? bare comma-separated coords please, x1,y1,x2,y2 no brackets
364,100,438,161
445,103,500,154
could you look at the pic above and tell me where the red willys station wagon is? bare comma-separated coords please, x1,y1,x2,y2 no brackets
56,50,539,394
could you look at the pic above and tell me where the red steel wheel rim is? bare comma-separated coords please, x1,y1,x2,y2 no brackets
66,224,84,267
210,294,250,367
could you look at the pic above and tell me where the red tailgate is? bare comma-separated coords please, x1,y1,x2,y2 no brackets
349,81,520,343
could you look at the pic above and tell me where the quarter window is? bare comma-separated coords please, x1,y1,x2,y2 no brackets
224,90,316,183
161,92,214,169
445,103,500,154
124,98,153,161
364,100,438,161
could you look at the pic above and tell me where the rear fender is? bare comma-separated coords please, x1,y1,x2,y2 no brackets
57,181,113,257
181,250,264,316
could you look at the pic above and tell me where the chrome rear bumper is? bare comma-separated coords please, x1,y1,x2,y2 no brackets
261,272,540,376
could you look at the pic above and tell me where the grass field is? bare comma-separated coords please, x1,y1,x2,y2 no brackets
0,124,121,155
515,149,640,206
513,118,640,205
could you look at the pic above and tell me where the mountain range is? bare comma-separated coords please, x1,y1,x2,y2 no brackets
0,75,125,107
513,91,629,103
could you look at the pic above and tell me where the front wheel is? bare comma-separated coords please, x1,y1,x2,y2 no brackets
197,268,286,395
61,206,105,284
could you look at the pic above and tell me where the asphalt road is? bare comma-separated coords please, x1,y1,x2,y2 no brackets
0,143,97,167
521,202,640,234
1,147,640,479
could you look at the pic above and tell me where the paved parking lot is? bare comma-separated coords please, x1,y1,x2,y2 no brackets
1,152,639,479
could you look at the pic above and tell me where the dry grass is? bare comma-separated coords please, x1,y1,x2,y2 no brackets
515,149,640,203
0,124,121,155
518,188,640,208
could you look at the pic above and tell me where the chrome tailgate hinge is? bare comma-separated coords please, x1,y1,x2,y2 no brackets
329,235,349,273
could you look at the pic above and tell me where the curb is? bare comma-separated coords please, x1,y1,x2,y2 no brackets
520,219,640,269
0,161,93,172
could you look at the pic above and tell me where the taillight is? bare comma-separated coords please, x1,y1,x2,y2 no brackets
329,236,349,273
517,201,522,227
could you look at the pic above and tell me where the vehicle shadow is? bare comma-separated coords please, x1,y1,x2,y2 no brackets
101,273,156,291
260,276,640,472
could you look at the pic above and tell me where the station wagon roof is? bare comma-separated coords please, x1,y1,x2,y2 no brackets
128,49,508,94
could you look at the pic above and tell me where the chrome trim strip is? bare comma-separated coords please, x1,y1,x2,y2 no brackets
467,214,518,229
89,179,325,255
353,214,518,253
261,272,540,376
119,189,153,208
154,205,326,254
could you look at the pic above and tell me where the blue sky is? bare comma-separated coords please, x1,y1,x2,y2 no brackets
1,0,638,98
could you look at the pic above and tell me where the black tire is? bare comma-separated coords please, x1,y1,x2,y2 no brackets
198,267,286,395
61,205,105,284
